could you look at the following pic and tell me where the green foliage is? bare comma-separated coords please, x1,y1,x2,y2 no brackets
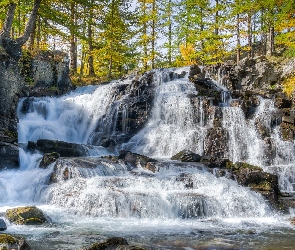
19,49,34,85
2,0,295,80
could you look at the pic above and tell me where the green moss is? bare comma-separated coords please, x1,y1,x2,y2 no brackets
3,130,17,140
19,50,34,85
5,206,48,225
249,181,272,191
225,161,262,172
0,234,17,245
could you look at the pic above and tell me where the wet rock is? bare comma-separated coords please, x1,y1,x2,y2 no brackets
20,50,72,97
118,151,157,168
0,234,31,250
90,71,156,146
224,161,284,211
280,122,295,141
5,206,49,225
81,237,128,250
282,115,295,124
0,142,19,170
0,45,24,169
28,139,88,157
48,157,130,184
100,138,116,148
235,56,281,92
171,150,202,162
204,127,228,160
39,152,60,168
0,219,7,231
274,97,292,109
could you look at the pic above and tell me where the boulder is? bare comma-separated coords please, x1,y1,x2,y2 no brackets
5,206,49,225
81,237,128,250
0,234,31,250
81,237,146,250
28,139,88,157
0,219,7,231
171,150,202,162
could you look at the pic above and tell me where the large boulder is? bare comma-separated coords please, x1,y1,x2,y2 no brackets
5,206,49,225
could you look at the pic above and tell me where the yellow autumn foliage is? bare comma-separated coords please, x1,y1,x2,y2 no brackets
179,42,196,65
283,74,295,97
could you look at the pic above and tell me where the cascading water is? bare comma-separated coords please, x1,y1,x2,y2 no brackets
1,67,295,249
122,68,211,158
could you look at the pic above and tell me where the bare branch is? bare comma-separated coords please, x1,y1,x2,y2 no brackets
0,2,17,38
16,0,42,46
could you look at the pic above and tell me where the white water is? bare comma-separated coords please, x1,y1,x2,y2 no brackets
1,67,295,248
122,68,211,158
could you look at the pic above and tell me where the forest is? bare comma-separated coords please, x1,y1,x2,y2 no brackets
0,0,295,81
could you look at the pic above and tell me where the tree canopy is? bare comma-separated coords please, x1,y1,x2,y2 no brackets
0,0,294,80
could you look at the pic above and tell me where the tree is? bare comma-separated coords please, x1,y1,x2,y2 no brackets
0,0,42,61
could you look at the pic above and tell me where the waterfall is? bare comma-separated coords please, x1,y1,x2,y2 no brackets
122,68,211,158
2,66,295,250
42,161,270,219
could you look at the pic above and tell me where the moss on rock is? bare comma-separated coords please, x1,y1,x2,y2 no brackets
0,234,17,245
5,206,48,225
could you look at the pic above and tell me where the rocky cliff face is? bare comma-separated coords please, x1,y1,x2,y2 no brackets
0,47,72,169
20,50,72,96
0,45,24,169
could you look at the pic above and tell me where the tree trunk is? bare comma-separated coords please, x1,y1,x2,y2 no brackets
247,13,253,58
88,21,95,77
69,2,77,74
236,14,241,63
29,21,36,51
16,0,42,46
168,1,172,66
151,0,156,69
215,0,219,36
143,0,148,71
0,3,17,38
267,26,274,56
108,0,115,79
